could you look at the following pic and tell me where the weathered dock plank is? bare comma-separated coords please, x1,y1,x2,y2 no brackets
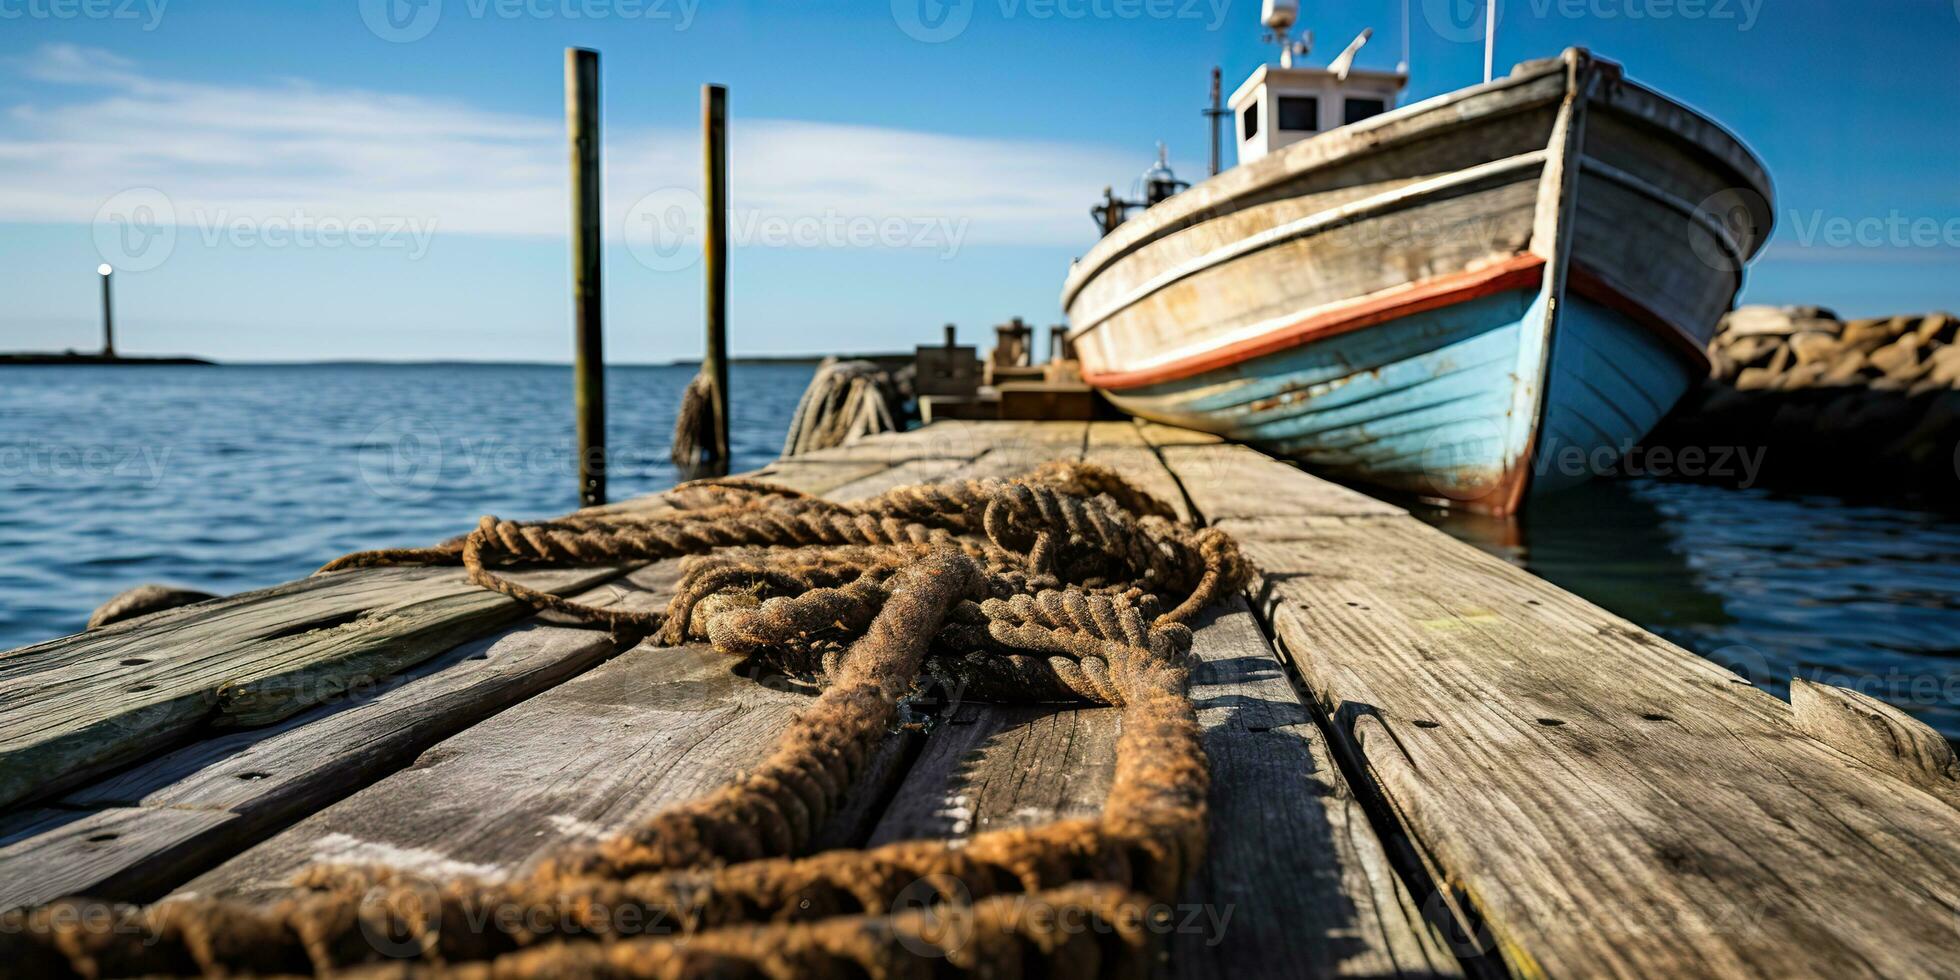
1143,427,1960,978
0,564,620,811
178,638,846,899
865,423,1458,977
1790,677,1960,812
1086,420,1194,522
0,621,618,910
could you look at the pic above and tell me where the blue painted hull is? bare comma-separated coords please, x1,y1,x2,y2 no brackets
1100,286,1697,510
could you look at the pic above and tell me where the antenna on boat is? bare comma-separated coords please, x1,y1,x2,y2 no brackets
1399,0,1410,73
1328,28,1372,80
1260,0,1310,67
1483,0,1497,82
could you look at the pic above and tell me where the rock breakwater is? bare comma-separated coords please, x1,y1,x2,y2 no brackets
1644,306,1960,502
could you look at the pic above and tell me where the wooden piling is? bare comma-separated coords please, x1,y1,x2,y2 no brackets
702,83,731,470
567,48,605,507
97,265,116,358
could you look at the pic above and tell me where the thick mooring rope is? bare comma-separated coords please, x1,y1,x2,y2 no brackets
1,462,1246,979
781,358,901,457
669,372,722,469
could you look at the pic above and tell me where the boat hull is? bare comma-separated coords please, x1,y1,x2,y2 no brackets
1062,49,1773,514
1097,283,1696,505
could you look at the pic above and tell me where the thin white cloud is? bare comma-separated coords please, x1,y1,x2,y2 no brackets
0,43,1138,247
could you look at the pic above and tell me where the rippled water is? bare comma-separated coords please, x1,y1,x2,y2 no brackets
1418,480,1960,742
0,363,811,648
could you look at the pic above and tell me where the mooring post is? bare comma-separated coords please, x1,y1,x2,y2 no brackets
567,47,605,507
702,83,731,471
97,264,116,358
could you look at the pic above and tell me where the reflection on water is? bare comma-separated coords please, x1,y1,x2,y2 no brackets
1416,479,1960,743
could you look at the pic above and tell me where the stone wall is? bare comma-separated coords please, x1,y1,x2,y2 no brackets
1644,306,1960,501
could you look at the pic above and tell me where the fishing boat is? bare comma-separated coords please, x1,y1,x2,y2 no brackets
1061,2,1774,514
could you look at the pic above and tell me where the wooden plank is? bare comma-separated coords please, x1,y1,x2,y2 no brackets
1172,480,1960,979
576,453,907,518
0,621,619,910
866,593,1458,977
0,564,621,811
1136,432,1403,520
1134,421,1222,447
1165,599,1459,980
0,808,236,909
867,703,1117,844
1085,421,1193,523
1790,678,1960,812
864,426,1455,976
177,636,895,900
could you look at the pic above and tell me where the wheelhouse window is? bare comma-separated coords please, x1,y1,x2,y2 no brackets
1344,97,1387,125
1241,102,1259,140
1277,96,1319,132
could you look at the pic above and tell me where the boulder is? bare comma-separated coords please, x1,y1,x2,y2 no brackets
1928,345,1960,386
1789,331,1841,365
1724,334,1780,367
1734,367,1780,390
1780,360,1829,389
1723,305,1809,337
1839,319,1901,353
1915,312,1957,345
1868,335,1926,377
1821,349,1869,384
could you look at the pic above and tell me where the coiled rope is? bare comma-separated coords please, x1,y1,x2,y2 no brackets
781,358,902,457
1,461,1247,979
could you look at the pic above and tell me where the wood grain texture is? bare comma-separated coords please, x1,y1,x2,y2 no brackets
1790,677,1960,811
1086,421,1194,523
1147,439,1403,520
1175,492,1960,978
0,564,621,811
0,622,618,910
177,637,875,901
860,427,1457,976
0,807,235,910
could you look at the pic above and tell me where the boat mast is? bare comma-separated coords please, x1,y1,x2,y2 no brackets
1203,67,1225,176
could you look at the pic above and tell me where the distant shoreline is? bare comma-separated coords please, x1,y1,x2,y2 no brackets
1,352,215,366
2,353,908,368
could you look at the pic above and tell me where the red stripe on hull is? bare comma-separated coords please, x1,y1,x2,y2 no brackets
1080,253,1710,391
1080,254,1547,391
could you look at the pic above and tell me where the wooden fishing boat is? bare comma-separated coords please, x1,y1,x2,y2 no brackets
1063,25,1773,514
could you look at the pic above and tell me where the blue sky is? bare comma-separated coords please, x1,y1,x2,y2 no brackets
1,0,1955,361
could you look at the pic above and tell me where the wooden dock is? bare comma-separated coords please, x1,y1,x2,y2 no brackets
2,420,1957,978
